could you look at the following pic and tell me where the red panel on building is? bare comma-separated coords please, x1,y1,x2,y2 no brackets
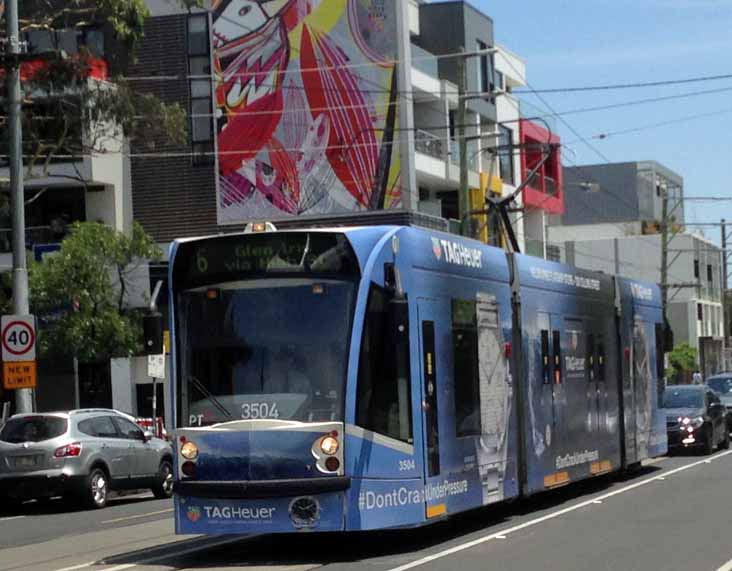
519,119,564,215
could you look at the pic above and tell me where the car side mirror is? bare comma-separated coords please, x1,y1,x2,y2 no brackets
143,430,154,441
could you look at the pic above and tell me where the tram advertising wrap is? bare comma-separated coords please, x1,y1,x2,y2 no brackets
169,225,667,534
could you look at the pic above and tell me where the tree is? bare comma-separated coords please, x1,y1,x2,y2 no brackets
0,0,199,191
666,343,697,382
29,221,162,363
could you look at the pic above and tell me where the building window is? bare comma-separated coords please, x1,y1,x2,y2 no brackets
477,40,493,97
494,69,504,91
546,244,561,262
498,125,514,185
707,264,713,283
698,303,703,321
452,299,481,437
187,15,214,165
694,259,699,279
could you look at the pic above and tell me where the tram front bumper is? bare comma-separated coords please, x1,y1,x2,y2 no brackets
175,488,346,534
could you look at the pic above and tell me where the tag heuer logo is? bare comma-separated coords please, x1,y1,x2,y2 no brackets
431,238,442,260
186,506,202,522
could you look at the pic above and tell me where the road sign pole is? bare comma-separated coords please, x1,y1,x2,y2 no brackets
5,0,33,413
151,376,157,437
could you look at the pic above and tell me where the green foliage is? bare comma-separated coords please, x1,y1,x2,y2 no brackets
4,0,191,177
666,343,697,378
29,222,162,362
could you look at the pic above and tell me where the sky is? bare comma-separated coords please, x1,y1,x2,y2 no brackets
476,0,732,246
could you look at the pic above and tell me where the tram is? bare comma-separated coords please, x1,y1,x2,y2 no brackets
168,225,667,534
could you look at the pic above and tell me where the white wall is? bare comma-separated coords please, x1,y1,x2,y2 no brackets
110,355,173,431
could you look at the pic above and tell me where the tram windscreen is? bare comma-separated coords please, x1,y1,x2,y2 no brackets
178,278,355,427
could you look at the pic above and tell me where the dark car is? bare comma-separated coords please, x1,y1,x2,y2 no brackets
705,374,732,433
664,385,729,454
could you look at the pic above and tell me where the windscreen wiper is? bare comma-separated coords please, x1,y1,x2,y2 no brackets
189,376,233,420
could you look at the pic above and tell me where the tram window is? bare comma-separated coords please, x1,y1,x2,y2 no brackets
356,284,413,443
452,299,481,437
587,333,595,382
541,330,550,384
552,330,562,384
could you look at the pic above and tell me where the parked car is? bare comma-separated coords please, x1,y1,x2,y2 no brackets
664,385,729,454
705,373,732,433
0,408,173,509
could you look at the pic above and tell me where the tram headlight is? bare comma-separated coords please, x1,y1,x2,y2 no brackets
180,441,199,460
319,436,339,456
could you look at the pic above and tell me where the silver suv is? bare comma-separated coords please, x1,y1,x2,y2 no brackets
0,409,173,509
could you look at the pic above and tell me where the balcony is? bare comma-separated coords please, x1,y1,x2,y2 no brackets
415,130,443,160
411,43,439,78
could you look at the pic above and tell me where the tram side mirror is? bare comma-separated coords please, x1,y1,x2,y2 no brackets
143,312,164,355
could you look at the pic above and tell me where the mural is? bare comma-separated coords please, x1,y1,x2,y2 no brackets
212,0,403,223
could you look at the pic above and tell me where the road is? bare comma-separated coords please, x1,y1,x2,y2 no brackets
1,451,731,571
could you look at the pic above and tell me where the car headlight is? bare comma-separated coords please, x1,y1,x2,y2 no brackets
683,417,704,429
180,441,199,460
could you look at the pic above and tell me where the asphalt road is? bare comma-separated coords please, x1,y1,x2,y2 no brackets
1,451,731,571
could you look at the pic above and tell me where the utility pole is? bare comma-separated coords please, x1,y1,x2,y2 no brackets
394,0,417,212
722,219,728,291
457,48,469,237
660,183,670,328
5,0,34,413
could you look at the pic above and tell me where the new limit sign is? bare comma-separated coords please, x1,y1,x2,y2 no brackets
2,315,37,390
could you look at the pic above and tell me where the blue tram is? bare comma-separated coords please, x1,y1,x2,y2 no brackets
168,225,667,534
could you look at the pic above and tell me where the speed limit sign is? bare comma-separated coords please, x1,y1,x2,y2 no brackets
2,315,36,362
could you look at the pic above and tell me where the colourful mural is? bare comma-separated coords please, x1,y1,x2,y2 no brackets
212,0,402,223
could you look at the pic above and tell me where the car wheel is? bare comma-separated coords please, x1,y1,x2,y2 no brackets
82,467,109,509
152,460,174,499
720,429,730,450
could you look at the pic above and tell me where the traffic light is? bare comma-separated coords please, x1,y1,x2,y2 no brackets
143,312,163,355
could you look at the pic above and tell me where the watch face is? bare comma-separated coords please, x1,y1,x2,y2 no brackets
289,496,320,528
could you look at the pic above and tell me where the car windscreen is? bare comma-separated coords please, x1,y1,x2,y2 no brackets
0,416,68,443
663,389,704,409
707,378,732,395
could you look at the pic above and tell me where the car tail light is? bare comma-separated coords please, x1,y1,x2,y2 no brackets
325,457,340,472
54,442,82,458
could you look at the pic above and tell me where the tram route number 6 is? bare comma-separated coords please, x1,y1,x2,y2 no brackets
1,315,36,362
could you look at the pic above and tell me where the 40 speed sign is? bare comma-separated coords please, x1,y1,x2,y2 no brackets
2,315,36,362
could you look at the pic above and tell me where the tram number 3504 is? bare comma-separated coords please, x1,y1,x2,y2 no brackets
241,402,280,420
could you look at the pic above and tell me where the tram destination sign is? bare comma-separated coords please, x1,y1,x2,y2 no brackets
175,232,359,286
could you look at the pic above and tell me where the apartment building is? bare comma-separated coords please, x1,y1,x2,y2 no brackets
131,0,563,254
550,161,724,375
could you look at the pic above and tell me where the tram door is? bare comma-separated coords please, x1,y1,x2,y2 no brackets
631,316,653,460
538,312,565,455
417,299,441,479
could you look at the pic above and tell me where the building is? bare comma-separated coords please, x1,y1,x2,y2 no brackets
0,18,147,414
550,161,724,375
131,0,562,254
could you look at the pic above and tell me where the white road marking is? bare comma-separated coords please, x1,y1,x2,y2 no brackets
102,508,174,525
49,563,96,571
591,500,603,504
0,516,25,522
386,451,732,571
494,535,507,539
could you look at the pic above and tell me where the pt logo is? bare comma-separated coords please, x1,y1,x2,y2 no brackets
186,506,202,522
431,238,442,260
